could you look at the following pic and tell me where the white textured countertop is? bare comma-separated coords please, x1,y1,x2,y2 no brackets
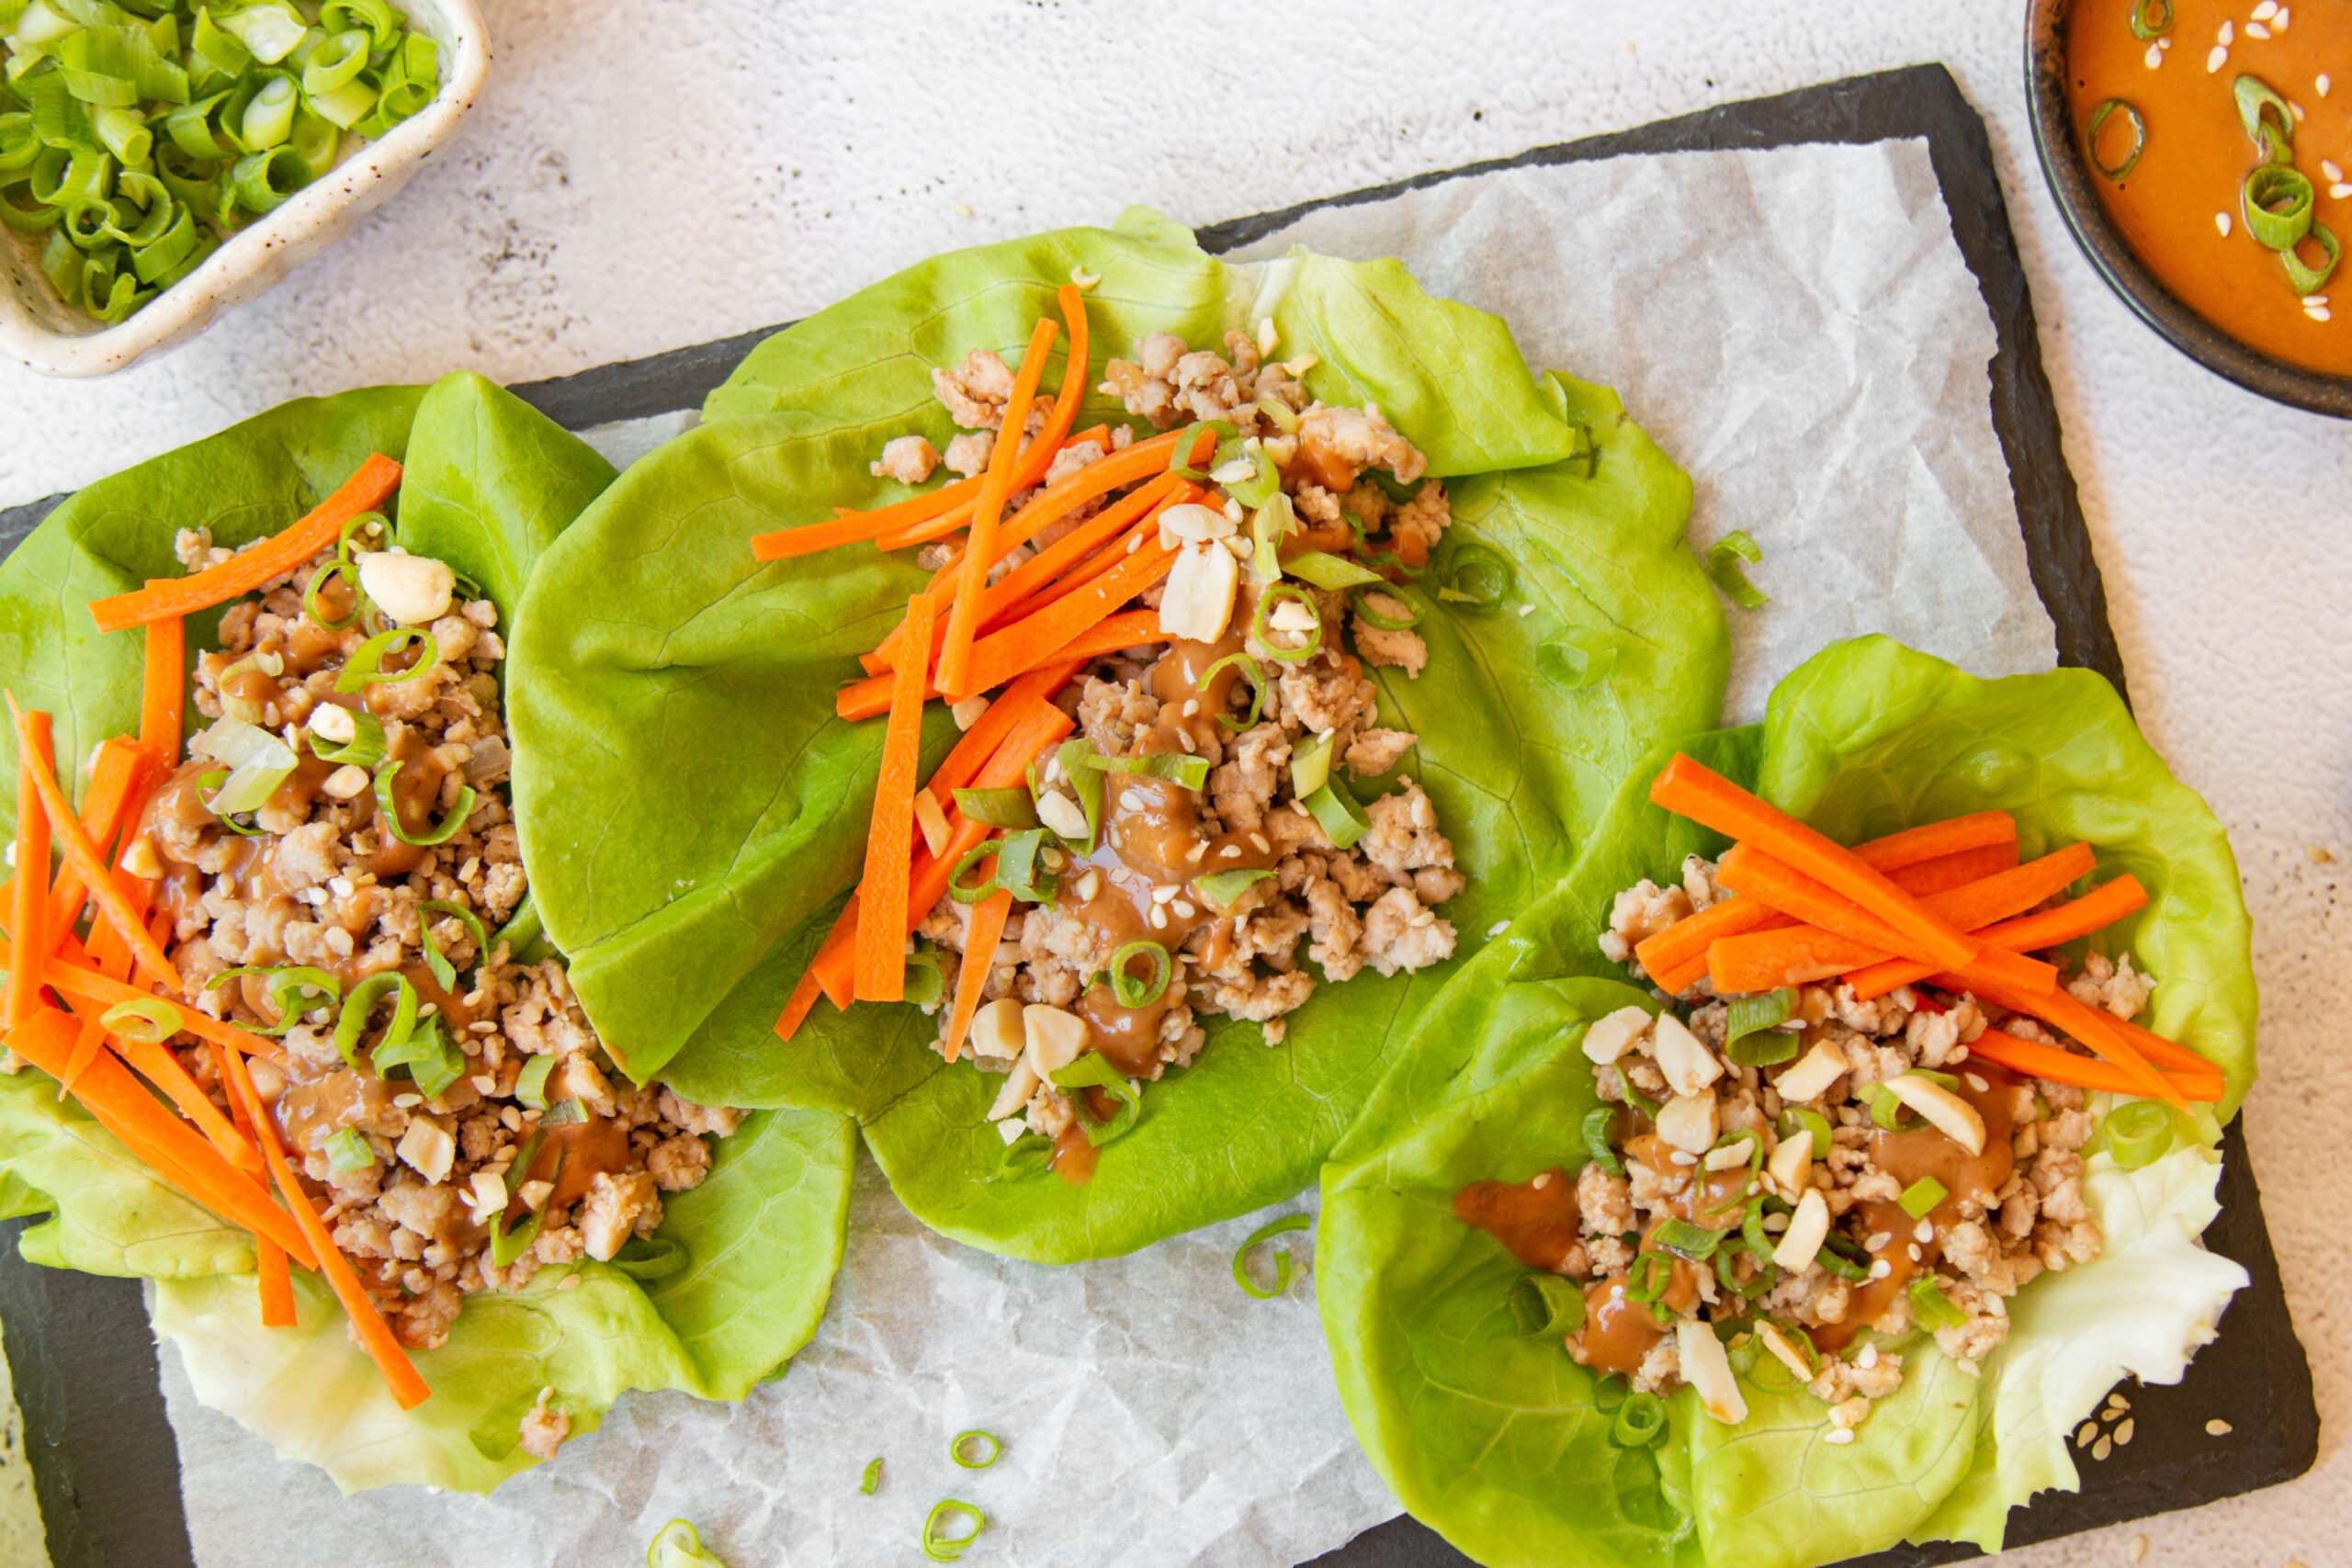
0,4,2342,1563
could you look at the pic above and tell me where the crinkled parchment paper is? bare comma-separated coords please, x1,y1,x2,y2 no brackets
161,137,2053,1567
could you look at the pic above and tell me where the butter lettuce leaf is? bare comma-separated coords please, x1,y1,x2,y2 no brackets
1317,637,2256,1564
511,214,1727,1262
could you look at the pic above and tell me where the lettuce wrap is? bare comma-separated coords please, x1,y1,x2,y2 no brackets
1317,637,2255,1567
506,209,1730,1263
0,375,856,1492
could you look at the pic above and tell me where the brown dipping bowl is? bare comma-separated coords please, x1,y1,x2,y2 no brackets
2027,0,2352,417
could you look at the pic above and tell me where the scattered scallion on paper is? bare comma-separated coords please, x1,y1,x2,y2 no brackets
1232,1213,1311,1299
857,1457,883,1495
645,1518,728,1568
949,1429,1001,1470
922,1499,986,1563
1704,530,1770,608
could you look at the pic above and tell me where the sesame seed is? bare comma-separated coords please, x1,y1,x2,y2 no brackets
2292,100,2305,120
1907,1243,1923,1262
2246,19,2270,36
2217,18,2233,42
2077,1421,2099,1448
1532,1171,1553,1190
2217,211,2234,237
2309,306,2334,321
2335,185,2352,199
1181,699,1198,717
1186,840,1207,863
1517,604,1533,616
1149,906,1167,930
2206,1417,2233,1435
393,1093,423,1108
2319,72,2332,96
951,201,974,217
1763,1212,1789,1232
2144,40,2163,68
2325,159,2345,183
2254,0,2277,15
1915,1219,1934,1243
2129,1534,2151,1563
1219,845,1241,859
1865,1231,1892,1252
1177,729,1196,753
1824,1428,1855,1446
1173,900,1194,918
1120,790,1146,812
2157,31,2170,47
1487,919,1510,937
1858,1344,1878,1369
2276,4,2290,28
1152,884,1177,903
1869,1259,1892,1280
2209,43,2228,71
2093,1435,2112,1461
1250,833,1271,852
2116,1417,2135,1446
2108,1393,2131,1412
1126,533,1143,555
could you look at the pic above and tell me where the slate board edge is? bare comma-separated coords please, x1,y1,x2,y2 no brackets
0,61,2312,1568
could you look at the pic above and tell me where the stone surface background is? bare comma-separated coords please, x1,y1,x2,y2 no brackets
0,4,2341,1563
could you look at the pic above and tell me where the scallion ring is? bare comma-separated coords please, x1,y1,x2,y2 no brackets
1232,1213,1310,1299
2086,98,2146,182
1349,585,1419,631
336,626,438,694
1611,1390,1668,1448
1086,751,1212,790
1705,529,1770,609
2244,164,2314,251
2281,220,2340,294
989,828,1058,903
373,760,477,847
1898,1175,1950,1220
1509,1271,1587,1337
1109,940,1170,1009
98,997,181,1045
1249,581,1324,663
195,770,264,837
1194,650,1265,732
857,1458,883,1495
2129,0,2171,36
1049,1053,1142,1146
1283,549,1385,591
1535,627,1621,692
1354,548,1426,580
1713,1239,1775,1299
921,1499,986,1563
948,1430,1001,1470
1195,866,1276,910
1581,1105,1623,1177
1164,419,1238,481
1435,543,1514,612
1723,987,1798,1066
946,842,1001,905
2233,73,2295,151
1816,1233,1871,1283
1652,1216,1724,1260
333,970,417,1069
1589,1371,1631,1414
1303,776,1369,850
1623,1250,1674,1304
309,708,386,768
1777,1105,1832,1158
322,1126,376,1173
303,557,365,630
514,1055,557,1111
1909,1276,1966,1330
336,510,387,560
953,786,1039,829
418,899,491,993
2104,1099,2175,1170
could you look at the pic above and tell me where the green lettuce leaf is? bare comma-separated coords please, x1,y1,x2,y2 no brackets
0,378,855,1491
1317,637,2256,1565
510,214,1727,1262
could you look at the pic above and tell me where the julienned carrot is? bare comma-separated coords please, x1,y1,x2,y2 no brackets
141,616,185,754
5,1008,314,1263
45,738,153,937
7,700,179,990
833,610,1166,722
1650,754,1981,973
924,659,1087,801
1885,841,2019,897
855,593,936,1002
940,889,1013,1064
1938,964,2178,1108
215,1053,295,1326
1635,810,2018,990
807,895,862,1014
8,709,50,1027
957,538,1180,698
87,455,402,634
938,320,1061,699
1020,502,1172,615
1966,1028,2221,1101
1846,874,2150,1001
6,937,280,1061
1714,845,1948,967
773,967,827,1043
216,1037,428,1409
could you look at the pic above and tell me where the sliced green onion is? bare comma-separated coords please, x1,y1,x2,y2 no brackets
1221,442,1281,509
2129,0,2171,37
1509,1271,1586,1337
2244,164,2314,251
954,785,1038,829
989,827,1057,903
217,1,306,64
336,626,436,694
89,102,146,164
1898,1176,1949,1220
305,72,377,130
373,1012,462,1099
1164,419,1238,481
489,896,553,965
921,1499,985,1563
1109,940,1170,1009
1777,1104,1832,1156
2104,1099,2175,1171
1048,1052,1141,1146
946,841,1001,905
1581,1105,1623,1176
1816,1233,1871,1283
1869,1084,1908,1132
194,771,262,835
1250,492,1294,583
1705,530,1770,609
1611,1390,1667,1448
1050,737,1104,850
1589,1371,1630,1414
1195,650,1264,732
1283,549,1383,591
1713,1237,1775,1298
288,107,337,178
334,509,387,559
1350,585,1420,632
1354,548,1425,580
1723,988,1798,1066
2281,220,2340,294
1232,1213,1310,1299
187,716,296,815
542,1094,590,1126
1909,1277,1966,1330
1249,581,1323,663
322,1126,375,1172
1652,1217,1724,1260
857,1458,882,1495
2086,98,2145,182
245,964,341,1035
332,969,416,1068
611,1240,696,1286
1623,1250,1674,1303
238,73,295,150
989,1128,1054,1181
308,707,384,767
322,0,403,51
514,1053,555,1111
2233,73,2294,150
1303,776,1368,850
489,1201,545,1269
1289,729,1333,799
374,759,476,848
98,996,179,1044
1434,542,1513,611
902,949,946,1008
303,556,364,630
1087,751,1210,790
1195,866,1275,910
189,10,252,83
418,899,490,993
644,1519,724,1568
948,1430,1001,1470
301,28,368,96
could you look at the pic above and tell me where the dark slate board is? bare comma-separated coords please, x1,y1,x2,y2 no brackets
0,62,2312,1568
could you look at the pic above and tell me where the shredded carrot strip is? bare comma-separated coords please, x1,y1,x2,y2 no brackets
216,1036,427,1407
212,1047,295,1325
1846,874,2149,1001
923,659,1086,798
44,738,154,938
958,539,1179,698
855,592,936,1002
1884,841,2019,896
1713,844,1952,967
7,700,179,989
808,895,862,1013
141,616,185,755
940,889,1013,1064
937,319,1061,698
1849,810,2018,871
1934,964,2178,1108
87,456,402,634
834,612,1164,723
865,432,1114,558
4,936,279,1060
773,967,828,1044
7,710,49,1027
1966,1027,2221,1101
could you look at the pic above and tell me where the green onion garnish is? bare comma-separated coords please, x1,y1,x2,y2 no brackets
336,509,387,559
1194,866,1275,910
954,786,1039,829
333,970,417,1069
1713,1237,1775,1298
1087,751,1211,791
989,828,1057,903
1250,493,1294,584
373,1013,463,1099
487,1128,555,1265
1705,530,1771,609
2085,99,2145,182
308,707,385,767
1283,549,1384,591
857,1459,882,1495
921,1500,986,1563
489,895,552,965
98,996,179,1044
1350,585,1420,633
1108,940,1170,1009
1651,1217,1723,1261
1723,987,1797,1066
1434,542,1514,611
1869,1084,1908,1132
947,841,1001,905
302,557,364,630
1289,729,1333,800
417,899,489,994
2280,221,2340,294
1165,420,1238,482
189,716,295,816
1249,582,1323,663
1302,775,1369,849
948,1430,1001,1470
373,759,477,847
1816,1234,1871,1283
1776,1105,1832,1158
1194,650,1265,733
1610,1390,1667,1448
901,949,946,1007
2128,0,2171,37
322,1126,375,1173
541,1095,589,1127
2243,164,2314,252
1589,1371,1630,1414
1049,738,1105,850
1623,1250,1674,1303
1909,1277,1966,1330
1048,1053,1141,1147
2104,1099,2175,1171
514,1054,556,1111
336,627,437,694
2233,73,2294,152
1232,1213,1310,1299
644,1518,726,1568
1897,1176,1949,1220
1509,1271,1586,1337
1222,443,1282,509
1580,1105,1623,1176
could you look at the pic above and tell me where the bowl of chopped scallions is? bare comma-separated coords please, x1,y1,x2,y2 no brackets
0,0,486,376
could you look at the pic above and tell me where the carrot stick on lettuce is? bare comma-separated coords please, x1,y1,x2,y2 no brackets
855,591,938,1003
940,889,1013,1064
937,318,1061,699
1845,874,2149,1000
141,616,185,754
7,699,179,990
1966,1028,2221,1101
7,708,50,1026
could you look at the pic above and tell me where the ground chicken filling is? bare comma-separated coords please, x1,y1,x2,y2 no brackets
881,322,1465,1181
119,524,741,1439
1459,852,2141,1438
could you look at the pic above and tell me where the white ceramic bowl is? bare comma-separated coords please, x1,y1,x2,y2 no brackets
0,0,489,378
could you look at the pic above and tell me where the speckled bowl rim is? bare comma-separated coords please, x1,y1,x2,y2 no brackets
0,0,488,379
2026,0,2352,419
